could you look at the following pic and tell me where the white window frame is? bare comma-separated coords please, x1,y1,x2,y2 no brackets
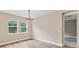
8,20,18,35
20,21,29,34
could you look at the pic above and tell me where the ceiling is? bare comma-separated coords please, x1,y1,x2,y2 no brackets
0,10,56,18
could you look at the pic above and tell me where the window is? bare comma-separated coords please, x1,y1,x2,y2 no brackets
8,20,18,34
20,21,28,33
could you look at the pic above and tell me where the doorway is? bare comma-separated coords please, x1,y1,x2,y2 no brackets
63,12,77,48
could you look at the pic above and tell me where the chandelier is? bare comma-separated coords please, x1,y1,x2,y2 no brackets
25,10,34,20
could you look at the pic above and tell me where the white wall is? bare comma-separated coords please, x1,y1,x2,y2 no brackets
77,14,79,48
32,11,63,46
0,12,32,44
0,11,63,47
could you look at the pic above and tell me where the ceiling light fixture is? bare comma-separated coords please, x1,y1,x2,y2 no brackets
25,10,34,20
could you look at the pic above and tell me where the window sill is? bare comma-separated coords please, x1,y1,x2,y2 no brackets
8,33,18,35
20,31,28,34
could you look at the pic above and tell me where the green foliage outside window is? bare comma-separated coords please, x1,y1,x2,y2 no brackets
8,21,17,33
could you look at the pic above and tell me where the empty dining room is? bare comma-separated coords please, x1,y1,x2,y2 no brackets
0,10,78,48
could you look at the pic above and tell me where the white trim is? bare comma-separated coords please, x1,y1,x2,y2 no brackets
0,37,32,46
34,38,63,47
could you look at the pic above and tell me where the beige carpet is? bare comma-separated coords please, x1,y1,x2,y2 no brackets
0,39,60,48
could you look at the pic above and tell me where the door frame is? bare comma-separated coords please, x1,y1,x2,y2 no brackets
62,10,79,47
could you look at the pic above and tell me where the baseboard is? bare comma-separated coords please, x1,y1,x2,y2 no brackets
0,37,63,47
0,37,32,46
34,38,63,47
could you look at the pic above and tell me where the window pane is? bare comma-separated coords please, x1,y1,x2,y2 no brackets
20,22,26,28
21,27,27,32
8,21,17,26
20,22,27,32
20,22,26,27
8,27,17,33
